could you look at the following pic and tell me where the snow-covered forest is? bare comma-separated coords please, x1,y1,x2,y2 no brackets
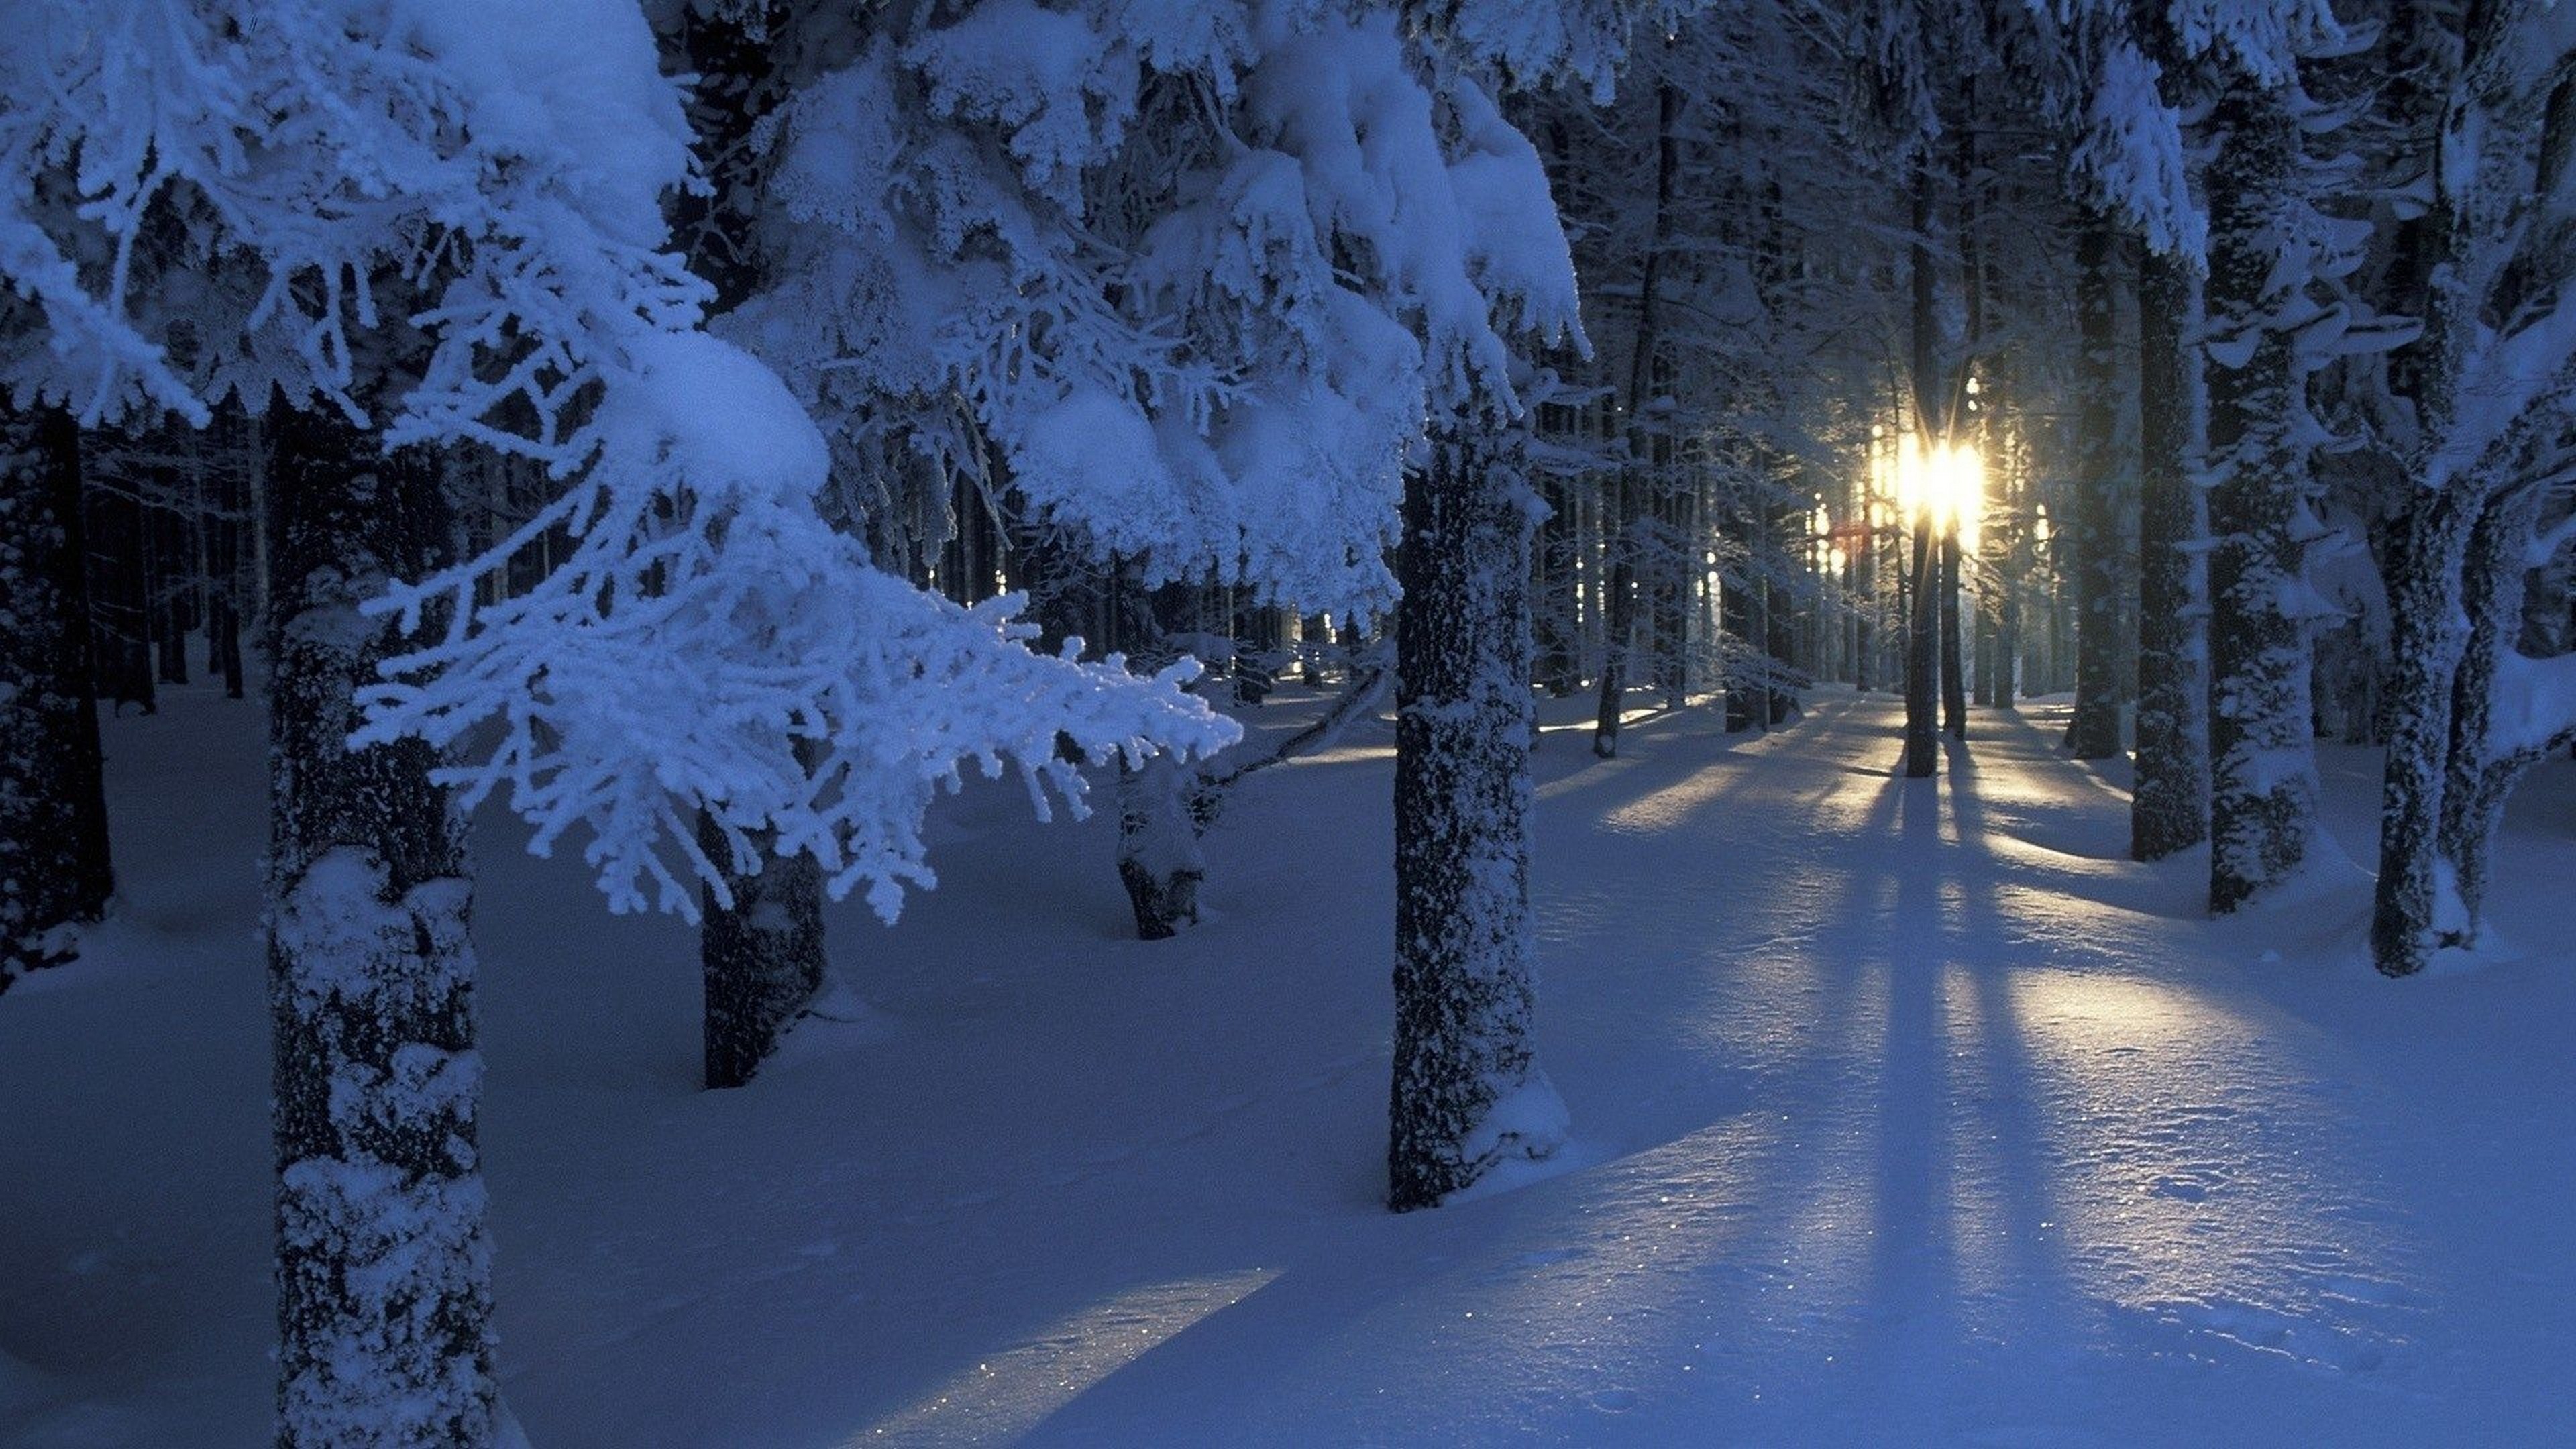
3,0,2573,1444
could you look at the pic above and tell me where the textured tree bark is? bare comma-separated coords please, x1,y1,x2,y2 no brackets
2070,216,2126,761
2132,249,2210,861
1939,520,1966,737
266,400,493,1446
1903,161,1942,778
2368,494,2472,971
1388,421,1564,1212
2436,488,2544,941
700,811,830,1089
2203,79,2320,915
0,403,113,991
2364,0,2531,973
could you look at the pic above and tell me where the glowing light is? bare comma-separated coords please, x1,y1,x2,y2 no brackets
856,1268,1279,1444
1890,433,1985,555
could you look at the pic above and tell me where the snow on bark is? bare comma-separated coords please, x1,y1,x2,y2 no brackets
1117,753,1208,941
1388,423,1566,1211
266,405,491,1448
0,402,111,989
2203,74,2323,916
2368,0,2576,973
2070,215,2127,763
2132,249,2209,861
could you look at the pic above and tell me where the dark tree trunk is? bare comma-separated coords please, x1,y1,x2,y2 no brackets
1903,162,1943,778
1939,520,1966,737
2132,248,2210,860
2365,0,2525,973
1852,519,1876,693
92,484,156,715
1389,421,1563,1212
1533,473,1582,696
2204,78,2319,914
0,404,114,989
2368,493,2472,969
265,400,493,1445
700,810,829,1088
2070,216,2126,760
1904,517,1939,777
1595,81,1678,761
2436,488,2542,941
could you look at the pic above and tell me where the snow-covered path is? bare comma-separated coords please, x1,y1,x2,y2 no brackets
4,688,2573,1446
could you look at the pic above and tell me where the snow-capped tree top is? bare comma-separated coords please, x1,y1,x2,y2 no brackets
731,0,1599,621
2067,36,2203,263
2164,0,2346,88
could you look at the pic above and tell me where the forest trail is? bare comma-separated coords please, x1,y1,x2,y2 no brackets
4,686,2573,1446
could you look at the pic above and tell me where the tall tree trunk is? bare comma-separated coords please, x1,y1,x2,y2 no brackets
1,404,113,989
2070,215,2126,760
2366,0,2526,973
1389,421,1564,1211
2132,248,2210,860
1939,521,1966,736
2204,78,2320,914
266,401,492,1446
1903,161,1942,777
2368,492,2473,967
1593,81,1680,760
1941,100,1979,741
2436,488,2542,940
1904,518,1939,776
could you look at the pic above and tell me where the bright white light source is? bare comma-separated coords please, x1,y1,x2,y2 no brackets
1892,433,1984,555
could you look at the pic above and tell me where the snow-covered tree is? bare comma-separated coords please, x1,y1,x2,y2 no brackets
2189,0,2354,913
2,1,1232,1437
2367,0,2576,973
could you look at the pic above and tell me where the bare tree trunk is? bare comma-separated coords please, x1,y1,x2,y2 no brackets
1,403,113,989
1389,419,1564,1211
266,400,493,1446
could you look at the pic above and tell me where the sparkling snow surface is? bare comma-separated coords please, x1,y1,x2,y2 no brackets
3,686,2572,1444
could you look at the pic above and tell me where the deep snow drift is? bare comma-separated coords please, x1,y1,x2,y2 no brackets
3,684,2571,1445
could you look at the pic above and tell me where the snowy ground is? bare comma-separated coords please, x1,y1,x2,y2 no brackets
4,683,2573,1446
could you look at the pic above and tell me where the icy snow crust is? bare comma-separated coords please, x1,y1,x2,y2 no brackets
6,687,2576,1444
